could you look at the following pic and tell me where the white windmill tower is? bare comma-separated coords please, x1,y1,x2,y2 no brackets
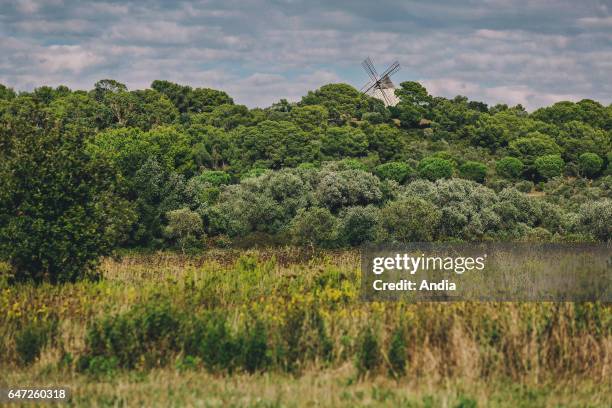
360,57,400,107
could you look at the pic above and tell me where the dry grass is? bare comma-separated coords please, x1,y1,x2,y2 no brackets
1,249,610,407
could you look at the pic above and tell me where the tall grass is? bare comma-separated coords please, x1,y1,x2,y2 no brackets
0,249,610,403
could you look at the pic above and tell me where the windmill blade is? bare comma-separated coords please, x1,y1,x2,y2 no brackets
361,80,380,95
379,61,400,79
364,56,379,78
360,80,375,93
361,58,378,82
377,85,391,106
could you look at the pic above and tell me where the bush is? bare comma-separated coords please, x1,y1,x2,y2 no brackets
182,312,238,371
496,157,524,180
375,162,413,184
338,206,380,246
362,112,384,124
577,199,611,241
195,170,231,186
578,153,603,178
80,300,180,370
458,161,487,183
289,207,338,247
417,157,453,181
380,197,441,242
316,170,383,210
164,208,204,253
15,320,57,365
514,180,534,193
241,319,270,373
356,327,380,377
387,325,407,378
534,155,564,180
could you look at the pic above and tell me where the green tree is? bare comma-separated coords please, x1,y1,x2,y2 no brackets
232,120,317,169
164,208,204,253
458,161,487,183
194,170,231,186
508,133,562,171
290,105,328,132
466,113,511,149
321,126,368,158
375,162,413,184
151,80,232,113
577,153,603,178
417,157,454,181
365,124,405,161
0,83,17,100
0,99,134,282
300,83,381,124
393,81,431,128
534,155,565,180
496,157,524,180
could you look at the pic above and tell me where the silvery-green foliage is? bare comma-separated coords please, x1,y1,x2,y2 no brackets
164,208,204,252
208,168,313,236
315,170,383,211
496,187,542,226
338,206,380,246
289,207,338,247
577,199,612,241
403,179,500,239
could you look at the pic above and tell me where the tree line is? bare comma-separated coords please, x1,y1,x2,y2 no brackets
0,79,610,282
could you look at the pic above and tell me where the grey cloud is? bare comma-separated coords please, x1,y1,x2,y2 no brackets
0,0,610,109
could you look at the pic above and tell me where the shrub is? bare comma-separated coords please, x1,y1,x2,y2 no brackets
578,153,603,178
404,179,502,240
15,320,57,365
78,356,118,378
496,157,524,180
241,319,270,373
289,207,338,247
577,199,611,241
164,208,204,253
417,157,453,181
195,170,231,186
316,170,383,210
534,155,564,180
183,312,238,371
338,206,380,246
362,112,384,124
458,161,487,183
375,162,413,184
380,197,441,242
514,180,534,193
356,327,380,377
387,325,407,378
80,300,180,370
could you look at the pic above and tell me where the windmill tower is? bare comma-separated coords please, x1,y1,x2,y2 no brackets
360,57,400,107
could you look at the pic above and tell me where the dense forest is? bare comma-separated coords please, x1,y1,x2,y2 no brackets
0,79,610,282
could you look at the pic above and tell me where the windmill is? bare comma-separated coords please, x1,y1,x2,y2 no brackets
360,57,400,107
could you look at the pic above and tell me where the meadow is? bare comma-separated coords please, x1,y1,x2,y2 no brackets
1,249,610,407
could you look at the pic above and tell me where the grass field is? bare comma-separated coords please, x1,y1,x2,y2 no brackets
1,249,610,407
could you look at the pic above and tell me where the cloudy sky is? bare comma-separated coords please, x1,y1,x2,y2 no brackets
1,0,610,110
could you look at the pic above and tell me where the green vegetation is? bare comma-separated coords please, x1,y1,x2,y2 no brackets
1,252,610,405
0,79,610,405
1,80,610,281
